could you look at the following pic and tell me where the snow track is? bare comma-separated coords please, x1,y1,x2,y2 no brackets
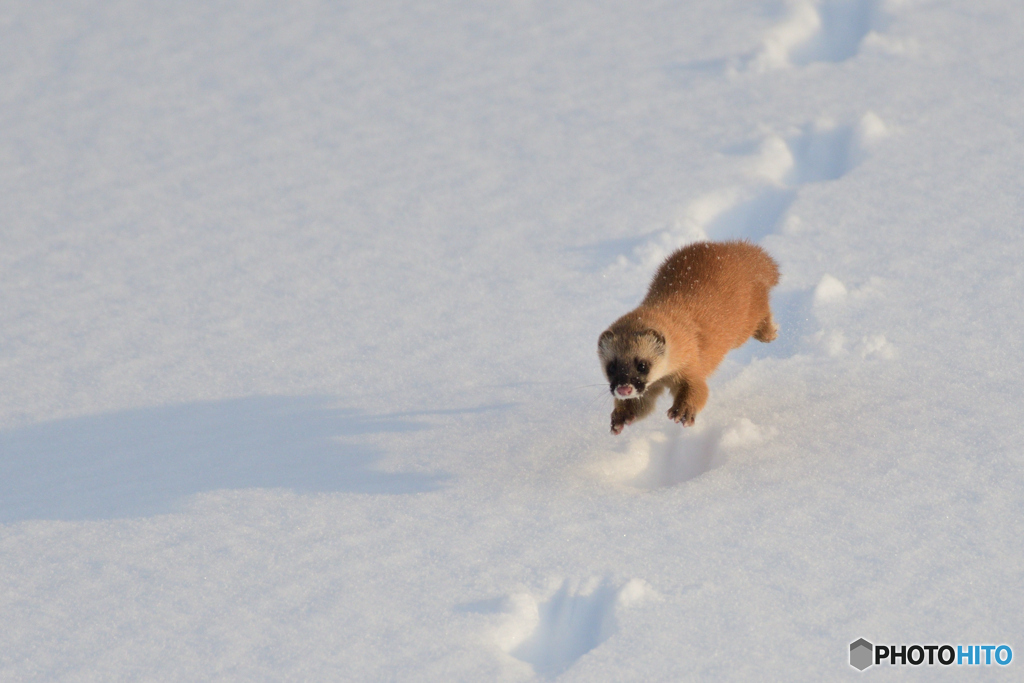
623,112,887,269
599,17,893,506
751,0,887,71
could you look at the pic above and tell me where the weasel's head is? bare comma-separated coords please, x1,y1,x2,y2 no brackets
598,326,668,400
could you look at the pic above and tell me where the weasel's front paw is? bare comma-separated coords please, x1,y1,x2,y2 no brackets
610,410,635,435
667,403,696,427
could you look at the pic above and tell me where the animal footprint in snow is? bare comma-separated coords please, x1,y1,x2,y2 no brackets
595,418,776,489
753,113,888,187
494,577,656,678
751,0,887,71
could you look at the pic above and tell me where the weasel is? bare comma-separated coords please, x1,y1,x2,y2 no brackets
598,240,779,435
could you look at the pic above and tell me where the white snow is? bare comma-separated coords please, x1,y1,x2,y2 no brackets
2,0,1023,680
813,274,848,306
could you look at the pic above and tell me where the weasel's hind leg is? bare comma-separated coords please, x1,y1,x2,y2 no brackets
753,310,778,343
749,284,778,343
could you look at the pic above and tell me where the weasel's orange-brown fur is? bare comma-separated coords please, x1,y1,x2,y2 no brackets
598,240,779,434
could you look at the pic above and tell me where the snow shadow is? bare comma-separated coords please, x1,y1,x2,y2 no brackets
0,396,452,523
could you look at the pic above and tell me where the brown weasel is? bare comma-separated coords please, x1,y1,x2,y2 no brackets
598,240,779,435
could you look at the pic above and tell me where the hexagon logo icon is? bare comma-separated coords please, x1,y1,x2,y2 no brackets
850,639,873,671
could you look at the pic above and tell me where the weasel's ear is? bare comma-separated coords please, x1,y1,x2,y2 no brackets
641,329,667,355
598,330,615,356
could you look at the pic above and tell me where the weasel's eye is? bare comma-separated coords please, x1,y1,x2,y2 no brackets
606,362,615,375
636,360,649,374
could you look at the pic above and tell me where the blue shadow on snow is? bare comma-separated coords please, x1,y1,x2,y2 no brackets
0,395,463,523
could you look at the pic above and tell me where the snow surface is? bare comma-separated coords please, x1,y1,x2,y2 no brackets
2,0,1023,679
